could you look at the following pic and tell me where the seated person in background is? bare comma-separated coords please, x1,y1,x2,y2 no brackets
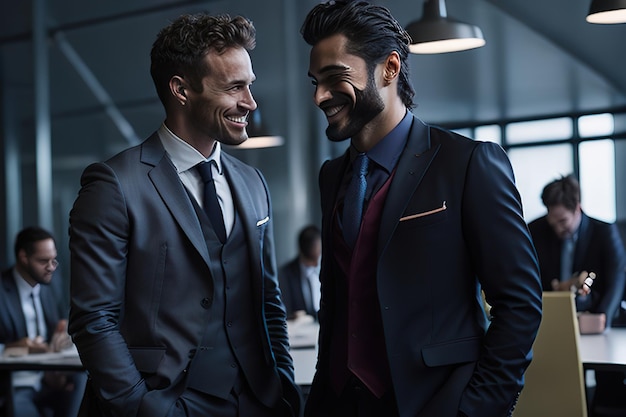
0,226,85,417
278,225,321,319
528,174,626,330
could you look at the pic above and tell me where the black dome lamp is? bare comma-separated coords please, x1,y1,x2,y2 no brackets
406,0,486,54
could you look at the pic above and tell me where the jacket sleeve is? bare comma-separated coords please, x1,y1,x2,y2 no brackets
458,142,543,417
68,162,148,417
254,168,303,416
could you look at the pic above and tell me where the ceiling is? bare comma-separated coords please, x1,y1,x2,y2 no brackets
1,0,626,263
2,0,625,164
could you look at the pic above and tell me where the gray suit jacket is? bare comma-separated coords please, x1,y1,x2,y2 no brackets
69,133,299,417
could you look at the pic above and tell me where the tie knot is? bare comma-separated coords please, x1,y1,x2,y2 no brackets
354,153,369,177
197,161,216,183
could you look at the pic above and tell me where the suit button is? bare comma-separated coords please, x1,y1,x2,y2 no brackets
189,349,196,358
201,298,212,309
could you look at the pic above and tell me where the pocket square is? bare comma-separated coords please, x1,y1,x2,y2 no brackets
256,216,270,226
400,201,447,222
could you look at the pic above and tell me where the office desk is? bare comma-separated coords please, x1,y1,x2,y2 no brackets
579,327,626,371
0,351,83,417
287,318,318,386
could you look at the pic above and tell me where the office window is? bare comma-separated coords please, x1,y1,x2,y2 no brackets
452,128,472,138
507,144,573,222
579,140,616,222
578,113,614,138
506,117,573,144
475,124,501,145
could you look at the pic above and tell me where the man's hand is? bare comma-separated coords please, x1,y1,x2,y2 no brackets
551,271,595,296
50,319,73,352
5,336,50,354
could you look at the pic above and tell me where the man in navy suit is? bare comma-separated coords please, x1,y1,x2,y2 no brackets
68,13,301,417
0,226,83,417
528,174,626,329
528,175,626,413
278,225,322,319
300,2,542,416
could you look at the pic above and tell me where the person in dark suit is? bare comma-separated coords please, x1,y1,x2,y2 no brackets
0,226,84,417
528,174,626,329
300,2,543,417
278,225,322,319
68,13,301,417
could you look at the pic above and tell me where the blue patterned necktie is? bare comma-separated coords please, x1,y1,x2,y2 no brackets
343,153,369,248
197,161,227,243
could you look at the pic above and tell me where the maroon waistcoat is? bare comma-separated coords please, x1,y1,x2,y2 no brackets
330,173,394,398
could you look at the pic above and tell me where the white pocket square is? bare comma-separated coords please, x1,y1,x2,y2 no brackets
256,216,270,226
399,201,447,222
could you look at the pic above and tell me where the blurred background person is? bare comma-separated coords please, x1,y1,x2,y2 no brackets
528,174,626,330
0,226,85,417
528,174,626,415
279,225,322,320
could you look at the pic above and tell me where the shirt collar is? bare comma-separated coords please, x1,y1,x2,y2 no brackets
12,268,39,298
157,123,223,174
349,110,412,174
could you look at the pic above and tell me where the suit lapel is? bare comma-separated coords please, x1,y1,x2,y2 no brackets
378,117,440,255
2,271,28,337
141,134,211,267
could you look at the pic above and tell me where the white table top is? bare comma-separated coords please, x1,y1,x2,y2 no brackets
288,320,626,385
287,317,318,385
578,327,626,367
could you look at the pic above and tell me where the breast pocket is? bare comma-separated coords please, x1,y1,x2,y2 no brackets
399,201,448,229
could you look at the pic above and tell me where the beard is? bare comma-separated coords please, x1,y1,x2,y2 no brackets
325,72,385,142
24,262,52,286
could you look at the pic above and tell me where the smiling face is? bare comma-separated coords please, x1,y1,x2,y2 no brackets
308,34,384,142
184,46,257,148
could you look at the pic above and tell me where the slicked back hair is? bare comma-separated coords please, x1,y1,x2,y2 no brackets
301,0,415,109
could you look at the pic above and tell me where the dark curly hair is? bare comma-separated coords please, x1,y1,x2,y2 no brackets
541,174,580,212
301,0,415,109
150,13,256,105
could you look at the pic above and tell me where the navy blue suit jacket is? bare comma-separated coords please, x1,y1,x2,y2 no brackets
0,268,65,395
278,258,317,318
528,212,626,326
306,116,542,417
0,268,63,345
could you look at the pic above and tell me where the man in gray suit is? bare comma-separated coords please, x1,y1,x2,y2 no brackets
68,13,301,417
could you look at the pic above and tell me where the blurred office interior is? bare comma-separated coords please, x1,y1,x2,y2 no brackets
1,0,626,305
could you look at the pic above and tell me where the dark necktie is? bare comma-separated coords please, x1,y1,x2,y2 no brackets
343,153,369,248
30,292,42,337
560,236,575,282
197,161,227,243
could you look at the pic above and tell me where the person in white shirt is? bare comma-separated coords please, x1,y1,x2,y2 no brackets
278,225,322,319
0,226,84,417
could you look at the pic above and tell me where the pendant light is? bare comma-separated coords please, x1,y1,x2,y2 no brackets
586,0,626,24
405,0,485,54
234,107,284,150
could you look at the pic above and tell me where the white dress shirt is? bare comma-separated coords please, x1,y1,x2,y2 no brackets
158,123,234,237
12,270,45,389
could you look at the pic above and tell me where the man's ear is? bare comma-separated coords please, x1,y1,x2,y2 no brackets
169,76,187,106
17,249,27,265
383,51,401,84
